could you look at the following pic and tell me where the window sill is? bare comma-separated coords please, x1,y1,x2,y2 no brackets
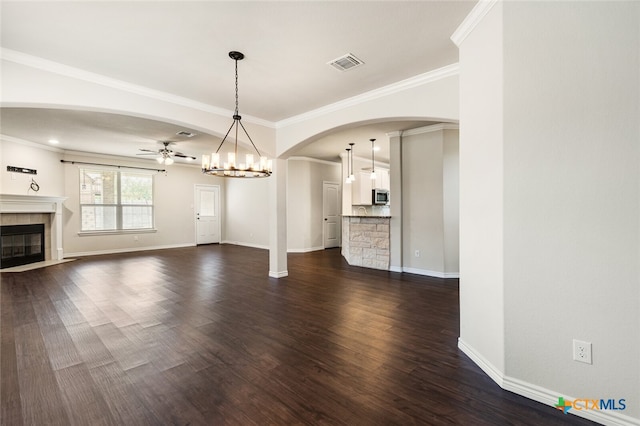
78,229,157,236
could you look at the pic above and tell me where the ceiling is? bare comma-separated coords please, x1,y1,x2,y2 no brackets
0,1,475,164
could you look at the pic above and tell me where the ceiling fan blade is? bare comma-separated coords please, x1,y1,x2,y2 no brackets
174,153,197,160
136,152,158,156
139,149,157,153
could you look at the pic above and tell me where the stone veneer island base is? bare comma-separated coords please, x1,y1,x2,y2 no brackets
341,216,390,270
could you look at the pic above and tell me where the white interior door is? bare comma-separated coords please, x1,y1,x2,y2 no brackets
323,182,341,248
195,184,220,245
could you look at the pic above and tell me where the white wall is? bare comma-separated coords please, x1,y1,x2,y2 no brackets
502,0,639,420
1,138,64,196
277,72,460,157
402,130,445,274
457,0,506,377
224,177,269,249
287,157,341,252
457,1,640,423
442,129,459,274
401,125,459,278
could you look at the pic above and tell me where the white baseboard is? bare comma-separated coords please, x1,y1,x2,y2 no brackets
269,270,288,278
389,265,403,273
287,246,324,253
402,266,459,279
220,240,269,250
64,243,195,258
457,338,504,387
458,338,640,426
222,243,327,254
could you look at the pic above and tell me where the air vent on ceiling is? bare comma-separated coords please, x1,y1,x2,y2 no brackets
176,131,197,138
328,53,364,71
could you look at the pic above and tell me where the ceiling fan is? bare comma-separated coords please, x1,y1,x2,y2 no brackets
138,141,196,165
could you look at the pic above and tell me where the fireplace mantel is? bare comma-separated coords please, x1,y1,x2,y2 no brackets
0,194,67,214
0,194,67,261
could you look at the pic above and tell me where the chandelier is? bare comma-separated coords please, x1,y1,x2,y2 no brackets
202,51,272,178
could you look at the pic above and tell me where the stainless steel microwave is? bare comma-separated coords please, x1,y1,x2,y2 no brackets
372,189,390,205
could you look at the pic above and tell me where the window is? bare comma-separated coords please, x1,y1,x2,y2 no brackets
80,168,154,232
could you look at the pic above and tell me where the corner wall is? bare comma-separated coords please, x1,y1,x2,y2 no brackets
456,1,640,423
401,126,459,278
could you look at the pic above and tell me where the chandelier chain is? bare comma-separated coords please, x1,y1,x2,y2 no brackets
235,58,239,116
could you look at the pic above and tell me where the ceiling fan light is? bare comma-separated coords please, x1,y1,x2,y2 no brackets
165,157,174,165
156,157,164,164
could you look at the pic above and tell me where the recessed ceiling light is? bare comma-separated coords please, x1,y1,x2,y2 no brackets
48,139,59,144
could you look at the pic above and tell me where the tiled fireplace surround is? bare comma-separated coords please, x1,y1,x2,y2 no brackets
0,194,67,263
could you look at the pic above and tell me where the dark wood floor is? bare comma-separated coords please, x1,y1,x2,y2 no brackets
1,245,596,425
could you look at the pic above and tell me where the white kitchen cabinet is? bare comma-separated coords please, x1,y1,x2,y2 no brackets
352,171,373,205
376,170,390,190
351,169,389,205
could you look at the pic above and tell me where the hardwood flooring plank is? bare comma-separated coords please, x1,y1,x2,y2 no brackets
53,363,115,425
1,276,24,426
87,361,161,425
14,322,70,425
31,298,84,371
125,362,210,425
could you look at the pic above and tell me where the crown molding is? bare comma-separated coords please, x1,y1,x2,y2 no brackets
288,156,340,166
276,63,460,129
0,134,64,153
0,48,275,129
451,0,499,47
402,123,459,137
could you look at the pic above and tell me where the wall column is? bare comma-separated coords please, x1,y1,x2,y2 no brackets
388,131,403,272
269,158,288,278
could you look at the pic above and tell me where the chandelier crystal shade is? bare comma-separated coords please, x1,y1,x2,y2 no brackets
202,51,272,178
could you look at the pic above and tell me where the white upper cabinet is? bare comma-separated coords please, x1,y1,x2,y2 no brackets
351,169,389,205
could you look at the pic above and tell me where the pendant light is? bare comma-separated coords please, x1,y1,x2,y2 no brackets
345,142,355,184
370,138,377,181
349,142,355,182
201,51,272,178
345,146,352,184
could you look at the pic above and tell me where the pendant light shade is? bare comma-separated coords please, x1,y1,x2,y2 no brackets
201,51,272,178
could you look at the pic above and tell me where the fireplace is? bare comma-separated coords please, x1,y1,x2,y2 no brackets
1,224,46,269
0,194,67,268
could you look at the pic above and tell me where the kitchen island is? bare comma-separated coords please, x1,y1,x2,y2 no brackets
341,215,390,270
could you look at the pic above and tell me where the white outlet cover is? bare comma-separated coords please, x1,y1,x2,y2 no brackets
573,339,592,364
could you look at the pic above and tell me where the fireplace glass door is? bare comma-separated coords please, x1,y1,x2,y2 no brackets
0,224,45,269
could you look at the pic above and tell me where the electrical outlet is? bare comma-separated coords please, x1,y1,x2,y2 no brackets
573,339,592,364
415,250,420,257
